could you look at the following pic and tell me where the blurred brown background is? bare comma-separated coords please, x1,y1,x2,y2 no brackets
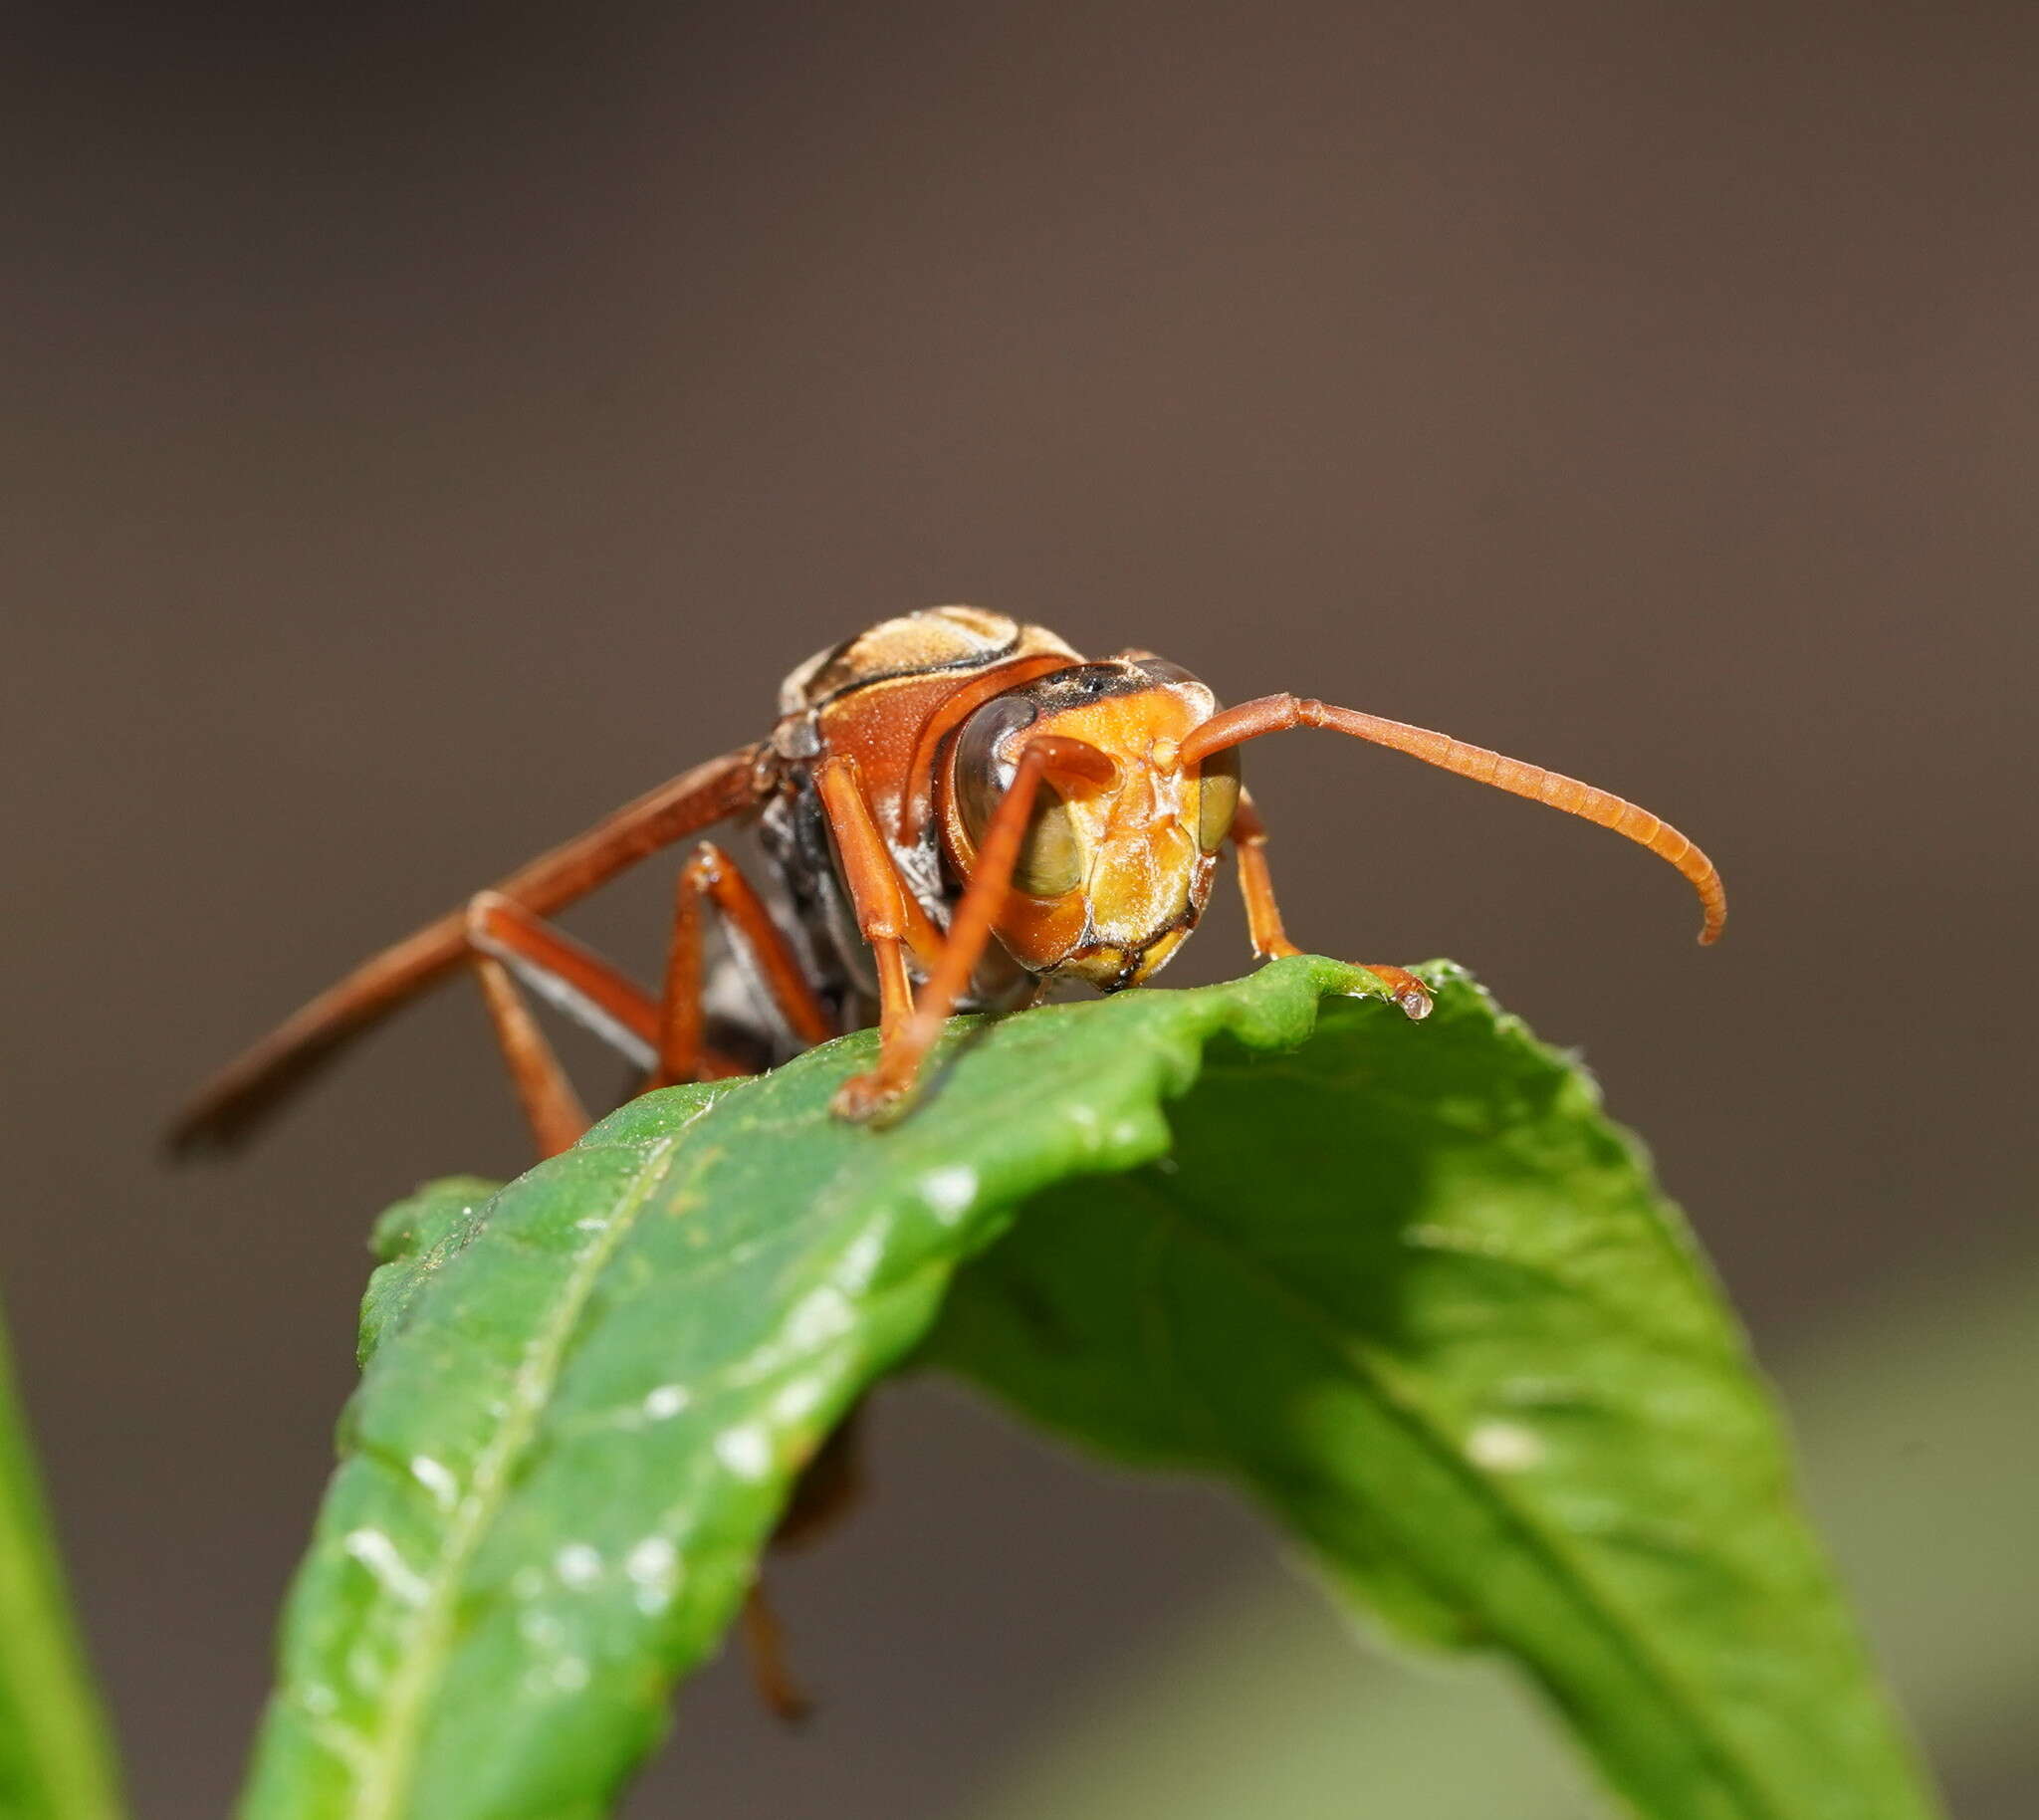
4,3,2033,1815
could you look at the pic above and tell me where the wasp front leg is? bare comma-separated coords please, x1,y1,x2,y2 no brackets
825,736,1116,1118
1229,792,1432,1020
812,759,931,1117
824,737,1122,1118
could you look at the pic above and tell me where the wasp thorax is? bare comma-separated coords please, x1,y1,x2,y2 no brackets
945,656,1240,987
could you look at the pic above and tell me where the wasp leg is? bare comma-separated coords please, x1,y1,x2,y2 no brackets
464,892,664,1156
468,888,758,1076
736,1412,867,1724
470,956,588,1159
652,842,835,1088
468,891,663,1059
1230,794,1432,1020
813,760,927,1115
1229,790,1301,961
829,740,1098,1119
773,1409,866,1550
464,890,753,1157
169,745,768,1155
740,1580,812,1724
479,875,860,1705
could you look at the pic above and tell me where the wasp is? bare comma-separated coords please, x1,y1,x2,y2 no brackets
170,606,1722,1157
169,606,1723,1716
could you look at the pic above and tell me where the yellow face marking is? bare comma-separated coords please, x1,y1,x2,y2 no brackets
985,683,1225,982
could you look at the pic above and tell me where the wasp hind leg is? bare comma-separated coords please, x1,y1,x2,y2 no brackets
463,891,665,1157
1229,792,1432,1019
468,951,590,1158
742,1409,867,1723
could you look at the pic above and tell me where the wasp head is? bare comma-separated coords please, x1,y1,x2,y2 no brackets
941,654,1240,989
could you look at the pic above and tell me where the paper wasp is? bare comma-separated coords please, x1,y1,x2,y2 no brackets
168,606,1723,1716
171,606,1723,1157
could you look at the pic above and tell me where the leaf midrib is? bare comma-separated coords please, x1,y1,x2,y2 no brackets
348,1135,680,1820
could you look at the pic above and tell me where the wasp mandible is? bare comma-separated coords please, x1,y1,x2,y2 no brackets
171,607,1723,1155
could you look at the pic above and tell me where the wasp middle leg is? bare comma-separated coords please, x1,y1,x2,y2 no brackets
1229,792,1432,1019
652,842,835,1087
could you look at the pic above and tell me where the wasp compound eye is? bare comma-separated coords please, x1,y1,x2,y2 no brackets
954,691,1083,897
1196,744,1242,853
953,690,1035,834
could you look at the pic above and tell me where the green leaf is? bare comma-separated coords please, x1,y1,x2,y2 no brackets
929,965,1939,1819
240,959,1933,1820
0,1299,127,1820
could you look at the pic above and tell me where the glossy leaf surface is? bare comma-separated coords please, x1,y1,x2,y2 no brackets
241,959,1933,1820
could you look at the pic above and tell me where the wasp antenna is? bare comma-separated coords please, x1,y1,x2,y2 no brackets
1180,695,1725,945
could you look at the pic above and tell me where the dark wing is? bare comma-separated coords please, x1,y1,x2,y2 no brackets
167,744,769,1154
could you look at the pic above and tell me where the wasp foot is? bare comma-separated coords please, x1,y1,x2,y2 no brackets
1357,963,1433,1020
830,1068,914,1124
